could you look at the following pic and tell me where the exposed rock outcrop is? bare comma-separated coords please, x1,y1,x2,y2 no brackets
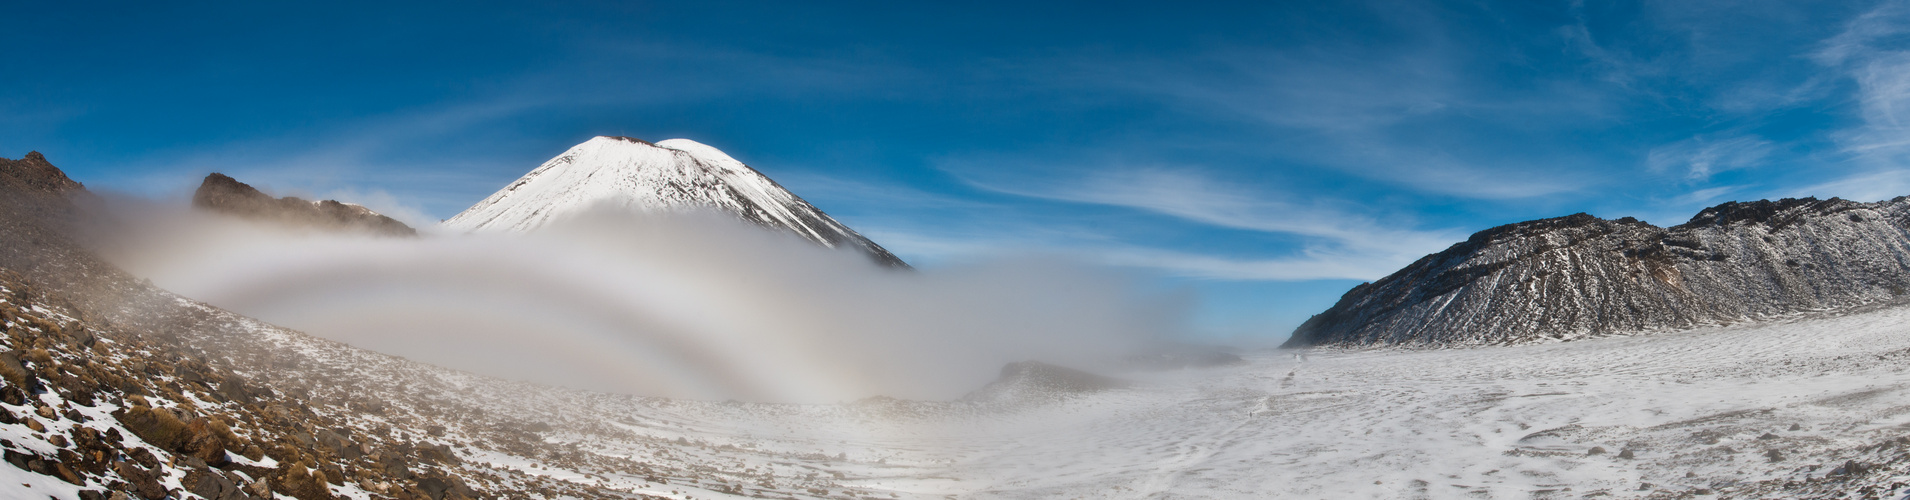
0,151,83,195
193,173,416,237
1286,197,1910,347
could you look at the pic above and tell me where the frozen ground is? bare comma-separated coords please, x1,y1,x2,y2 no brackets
566,303,1910,499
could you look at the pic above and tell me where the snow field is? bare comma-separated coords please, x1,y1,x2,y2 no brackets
571,303,1910,498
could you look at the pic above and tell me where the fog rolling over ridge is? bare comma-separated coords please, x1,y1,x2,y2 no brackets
104,205,1179,403
96,135,1183,403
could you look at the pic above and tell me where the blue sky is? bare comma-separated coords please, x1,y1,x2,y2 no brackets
6,1,1910,343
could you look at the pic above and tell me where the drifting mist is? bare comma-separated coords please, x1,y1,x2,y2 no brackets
99,202,1188,403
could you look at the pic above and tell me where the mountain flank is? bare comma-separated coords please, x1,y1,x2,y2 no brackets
193,173,415,237
0,155,695,498
1287,197,1910,347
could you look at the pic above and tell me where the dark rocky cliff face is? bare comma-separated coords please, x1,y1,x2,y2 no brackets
192,173,416,237
1286,197,1910,347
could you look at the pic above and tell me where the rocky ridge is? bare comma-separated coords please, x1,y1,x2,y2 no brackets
1287,197,1910,347
0,152,84,195
192,173,416,237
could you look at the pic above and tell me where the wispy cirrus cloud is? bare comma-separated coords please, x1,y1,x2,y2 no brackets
960,167,1454,252
96,43,923,220
130,102,526,226
1774,0,1910,198
1793,169,1910,202
1815,2,1910,156
943,163,1461,281
1094,245,1433,282
1646,133,1775,180
854,222,1447,282
784,160,1461,282
1045,24,1603,201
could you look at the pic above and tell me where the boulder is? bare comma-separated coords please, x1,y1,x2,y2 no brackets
0,351,36,392
113,461,167,500
277,462,337,500
180,417,233,466
418,476,451,500
189,470,238,499
116,406,188,450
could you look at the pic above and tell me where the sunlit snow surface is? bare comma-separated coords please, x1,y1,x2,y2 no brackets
556,303,1910,499
439,136,892,255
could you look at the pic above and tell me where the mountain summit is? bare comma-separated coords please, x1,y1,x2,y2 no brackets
444,136,908,268
1286,197,1910,347
0,151,83,195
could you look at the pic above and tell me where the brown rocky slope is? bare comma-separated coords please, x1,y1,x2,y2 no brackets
0,153,662,499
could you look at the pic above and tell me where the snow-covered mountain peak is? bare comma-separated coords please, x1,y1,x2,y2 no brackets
444,136,909,267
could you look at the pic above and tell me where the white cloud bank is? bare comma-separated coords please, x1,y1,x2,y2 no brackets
97,204,1184,404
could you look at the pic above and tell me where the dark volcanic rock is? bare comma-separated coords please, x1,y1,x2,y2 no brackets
1286,197,1910,347
192,173,416,236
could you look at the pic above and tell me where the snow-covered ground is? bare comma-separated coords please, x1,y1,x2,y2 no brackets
34,220,1910,498
567,303,1910,499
